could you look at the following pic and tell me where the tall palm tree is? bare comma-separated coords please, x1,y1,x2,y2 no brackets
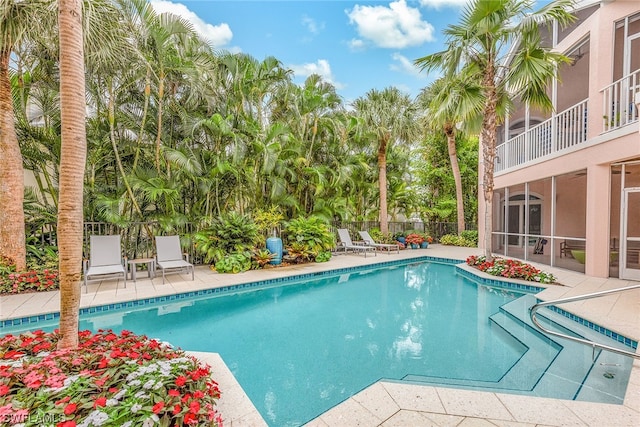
0,0,56,270
417,74,483,236
414,0,574,258
352,87,418,234
57,0,125,349
57,0,86,349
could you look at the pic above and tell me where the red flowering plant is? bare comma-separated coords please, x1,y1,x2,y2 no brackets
0,329,222,427
0,254,60,295
404,233,424,245
466,255,556,284
0,270,60,294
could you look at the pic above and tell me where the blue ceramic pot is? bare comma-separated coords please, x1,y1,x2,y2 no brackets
266,236,283,265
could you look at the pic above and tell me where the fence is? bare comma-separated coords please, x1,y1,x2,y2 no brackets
28,220,471,265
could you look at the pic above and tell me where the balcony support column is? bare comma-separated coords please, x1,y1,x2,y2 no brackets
585,164,611,277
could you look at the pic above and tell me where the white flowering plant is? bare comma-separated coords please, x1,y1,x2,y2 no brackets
0,329,222,426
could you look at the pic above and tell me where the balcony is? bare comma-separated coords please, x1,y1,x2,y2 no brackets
601,68,640,133
496,100,588,173
496,69,640,174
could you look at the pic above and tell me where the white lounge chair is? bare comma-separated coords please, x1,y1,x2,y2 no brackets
336,229,376,257
155,235,194,284
358,230,400,254
83,235,127,292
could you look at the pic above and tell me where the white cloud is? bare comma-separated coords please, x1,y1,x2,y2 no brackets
302,15,324,35
419,0,469,8
348,38,366,51
390,53,424,78
288,59,345,89
150,1,233,48
345,0,435,49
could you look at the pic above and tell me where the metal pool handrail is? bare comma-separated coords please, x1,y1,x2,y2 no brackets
529,284,640,360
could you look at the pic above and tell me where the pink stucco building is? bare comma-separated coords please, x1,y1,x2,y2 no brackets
478,0,640,280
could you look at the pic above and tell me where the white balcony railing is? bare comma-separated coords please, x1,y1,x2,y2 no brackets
601,68,640,132
496,99,588,173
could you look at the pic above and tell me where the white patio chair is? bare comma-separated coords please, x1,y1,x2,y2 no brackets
83,235,127,292
358,230,400,254
155,235,194,284
336,229,376,257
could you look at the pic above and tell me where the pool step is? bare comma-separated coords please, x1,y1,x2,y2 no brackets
502,293,633,403
403,293,633,403
497,294,601,400
404,309,560,392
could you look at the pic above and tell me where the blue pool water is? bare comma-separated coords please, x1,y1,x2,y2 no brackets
3,260,634,426
2,261,526,425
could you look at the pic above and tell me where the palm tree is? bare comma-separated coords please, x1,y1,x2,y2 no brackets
57,0,125,349
352,87,419,234
0,0,56,270
57,0,87,349
417,74,483,236
414,0,574,258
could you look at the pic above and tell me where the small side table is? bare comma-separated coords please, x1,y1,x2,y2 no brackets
128,258,156,282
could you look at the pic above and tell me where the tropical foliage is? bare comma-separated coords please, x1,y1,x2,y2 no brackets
414,0,575,258
284,216,335,262
193,212,260,265
413,132,478,225
416,74,483,235
440,230,478,247
1,0,436,263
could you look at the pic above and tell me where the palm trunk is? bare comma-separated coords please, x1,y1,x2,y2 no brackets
378,137,389,235
0,48,27,270
481,60,498,261
133,65,152,170
154,70,165,173
57,0,86,350
445,126,465,235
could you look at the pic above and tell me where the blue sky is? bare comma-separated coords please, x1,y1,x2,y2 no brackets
150,0,556,104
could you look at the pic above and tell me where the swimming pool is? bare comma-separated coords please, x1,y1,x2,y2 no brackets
2,260,635,426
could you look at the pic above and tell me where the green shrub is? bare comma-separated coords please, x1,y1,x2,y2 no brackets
253,206,284,244
285,242,316,263
0,255,15,276
252,248,276,268
315,250,332,263
369,228,394,244
439,233,477,247
460,230,479,246
284,216,335,259
194,212,259,264
214,252,252,273
25,236,59,271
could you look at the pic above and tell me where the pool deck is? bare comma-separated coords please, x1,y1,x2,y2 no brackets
1,245,639,426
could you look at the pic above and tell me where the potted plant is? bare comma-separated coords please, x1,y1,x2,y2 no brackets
405,233,424,249
253,207,284,265
419,233,433,248
393,231,407,246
